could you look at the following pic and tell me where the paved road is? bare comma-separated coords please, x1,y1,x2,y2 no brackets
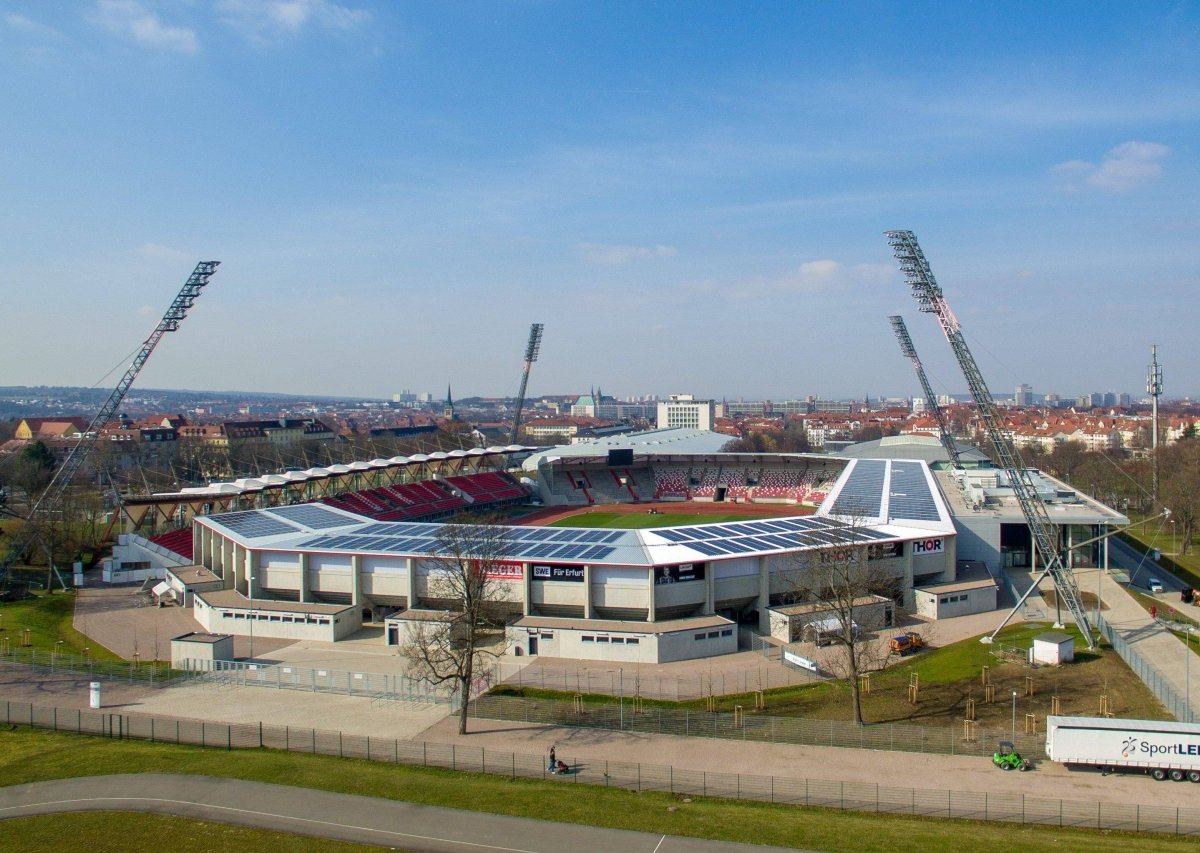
0,774,804,853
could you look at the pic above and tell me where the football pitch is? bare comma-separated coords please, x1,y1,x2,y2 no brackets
547,511,785,529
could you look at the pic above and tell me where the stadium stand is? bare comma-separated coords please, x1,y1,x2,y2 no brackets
692,467,719,498
652,467,689,499
150,527,194,561
321,472,527,522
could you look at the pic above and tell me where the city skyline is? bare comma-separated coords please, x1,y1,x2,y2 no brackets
2,3,1198,399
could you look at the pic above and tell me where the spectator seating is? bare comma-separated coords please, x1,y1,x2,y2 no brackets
693,468,719,498
652,467,689,499
150,527,194,561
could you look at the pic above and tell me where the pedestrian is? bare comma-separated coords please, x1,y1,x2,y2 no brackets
549,745,556,772
1151,605,1158,621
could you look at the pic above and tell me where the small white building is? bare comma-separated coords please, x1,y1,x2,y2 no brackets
193,590,359,642
913,564,999,619
170,632,234,669
1032,632,1075,665
505,614,737,663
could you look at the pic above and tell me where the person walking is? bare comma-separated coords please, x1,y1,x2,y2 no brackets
549,745,556,773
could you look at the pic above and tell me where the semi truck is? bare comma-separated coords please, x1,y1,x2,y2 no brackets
1045,715,1200,782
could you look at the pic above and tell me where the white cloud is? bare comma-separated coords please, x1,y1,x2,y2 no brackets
1051,141,1170,192
136,242,194,262
92,1,198,53
576,242,677,265
217,0,370,42
4,12,65,39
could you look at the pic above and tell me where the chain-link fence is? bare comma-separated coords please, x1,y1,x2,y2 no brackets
2,698,1196,836
0,648,182,686
182,658,458,704
1098,615,1197,723
469,694,1046,759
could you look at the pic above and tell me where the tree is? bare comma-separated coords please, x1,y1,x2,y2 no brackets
401,514,513,734
776,516,901,725
12,440,56,503
1042,440,1087,483
1159,441,1200,555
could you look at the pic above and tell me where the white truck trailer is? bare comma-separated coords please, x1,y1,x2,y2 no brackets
1045,715,1200,782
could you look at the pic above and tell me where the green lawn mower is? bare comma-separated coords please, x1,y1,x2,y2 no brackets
992,741,1030,771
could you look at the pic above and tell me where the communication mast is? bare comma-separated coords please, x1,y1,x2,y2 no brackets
1148,344,1163,501
884,231,1095,648
509,323,544,444
889,315,960,466
1,261,220,587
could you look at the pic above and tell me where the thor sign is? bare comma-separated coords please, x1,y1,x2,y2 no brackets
912,538,944,557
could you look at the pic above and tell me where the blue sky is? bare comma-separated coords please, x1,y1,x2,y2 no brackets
1,2,1197,403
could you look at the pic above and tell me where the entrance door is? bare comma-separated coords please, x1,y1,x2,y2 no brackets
715,486,727,502
387,626,399,646
528,636,539,656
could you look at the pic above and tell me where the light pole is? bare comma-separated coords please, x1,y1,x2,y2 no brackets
1011,690,1017,744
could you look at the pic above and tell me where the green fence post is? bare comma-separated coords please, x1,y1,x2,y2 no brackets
259,721,263,747
227,725,231,751
339,732,343,757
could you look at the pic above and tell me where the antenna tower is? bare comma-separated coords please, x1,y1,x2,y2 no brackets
1148,344,1162,502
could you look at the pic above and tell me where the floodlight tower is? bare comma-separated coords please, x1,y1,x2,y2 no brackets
884,230,1095,648
889,315,960,467
0,261,220,588
1148,344,1163,501
509,323,544,444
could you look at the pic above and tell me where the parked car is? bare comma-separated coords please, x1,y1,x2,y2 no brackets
1148,578,1164,594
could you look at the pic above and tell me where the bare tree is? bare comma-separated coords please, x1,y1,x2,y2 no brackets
778,516,902,725
402,514,513,734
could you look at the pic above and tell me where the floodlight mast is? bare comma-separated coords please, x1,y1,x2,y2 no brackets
883,231,1095,649
509,323,544,444
0,261,221,587
889,315,961,467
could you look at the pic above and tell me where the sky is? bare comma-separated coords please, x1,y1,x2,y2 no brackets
1,2,1198,403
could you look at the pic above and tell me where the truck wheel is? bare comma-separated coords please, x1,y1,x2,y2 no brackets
1018,762,1029,772
1187,770,1200,783
1002,763,1012,771
1169,769,1185,782
1152,768,1168,781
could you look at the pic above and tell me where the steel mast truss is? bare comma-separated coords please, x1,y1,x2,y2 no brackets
884,231,1094,648
509,323,544,444
0,261,220,584
889,315,960,466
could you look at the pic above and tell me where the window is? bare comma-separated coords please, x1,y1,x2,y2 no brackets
720,629,733,637
707,631,720,639
596,636,610,643
582,636,595,643
626,638,640,645
939,596,949,604
694,633,706,641
540,632,553,639
611,637,625,644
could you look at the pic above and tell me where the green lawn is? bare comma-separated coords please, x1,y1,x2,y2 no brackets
0,727,1194,853
0,591,122,661
0,813,373,853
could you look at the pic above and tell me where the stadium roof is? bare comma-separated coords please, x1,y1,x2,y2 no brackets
195,457,954,567
521,428,731,470
835,434,990,465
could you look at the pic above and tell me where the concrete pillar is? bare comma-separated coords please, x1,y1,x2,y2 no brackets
584,564,595,619
647,567,656,623
245,548,258,598
407,557,418,610
704,561,715,616
350,554,362,606
756,556,769,631
902,544,915,610
298,552,310,603
522,562,533,616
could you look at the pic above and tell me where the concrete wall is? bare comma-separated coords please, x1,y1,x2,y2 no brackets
194,598,357,641
914,583,998,619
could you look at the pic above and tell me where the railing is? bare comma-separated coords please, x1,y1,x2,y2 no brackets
1097,615,1197,723
2,698,1196,836
469,694,1047,759
182,658,458,705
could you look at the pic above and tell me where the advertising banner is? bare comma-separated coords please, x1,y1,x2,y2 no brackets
531,564,584,582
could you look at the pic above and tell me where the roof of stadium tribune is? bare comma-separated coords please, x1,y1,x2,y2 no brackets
195,458,956,568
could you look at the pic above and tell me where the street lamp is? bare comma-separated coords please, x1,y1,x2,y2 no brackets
1011,690,1018,744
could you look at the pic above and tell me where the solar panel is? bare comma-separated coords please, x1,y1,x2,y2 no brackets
550,529,582,542
521,528,556,542
583,545,615,560
725,523,759,536
689,541,728,557
830,459,886,518
887,463,942,522
657,529,691,543
555,544,589,560
268,504,354,530
576,530,607,543
210,511,298,539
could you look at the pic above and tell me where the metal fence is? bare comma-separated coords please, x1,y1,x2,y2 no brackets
469,694,1047,759
1098,615,1197,723
0,648,183,686
182,658,458,705
2,697,1196,836
490,658,819,701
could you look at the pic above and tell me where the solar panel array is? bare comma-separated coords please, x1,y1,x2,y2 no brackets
651,515,889,558
268,504,358,530
296,522,628,563
207,510,299,539
830,459,887,518
887,463,942,522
